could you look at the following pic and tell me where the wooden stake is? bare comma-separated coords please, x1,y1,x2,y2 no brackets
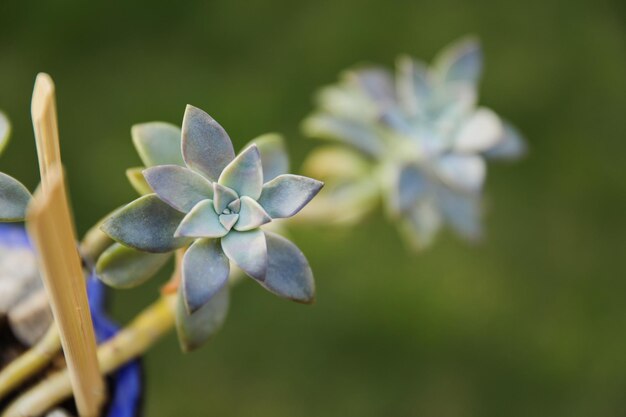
31,73,62,190
26,167,105,417
29,73,105,417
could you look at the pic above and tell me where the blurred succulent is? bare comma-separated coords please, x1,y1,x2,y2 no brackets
301,36,525,250
0,111,32,222
97,105,323,350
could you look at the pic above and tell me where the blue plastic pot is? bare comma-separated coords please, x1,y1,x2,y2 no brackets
0,224,142,417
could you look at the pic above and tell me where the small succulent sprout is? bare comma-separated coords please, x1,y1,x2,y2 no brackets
0,111,32,223
101,105,323,320
302,36,525,250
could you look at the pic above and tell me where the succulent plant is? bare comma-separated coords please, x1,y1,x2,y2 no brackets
301,36,525,250
97,105,323,350
0,111,32,223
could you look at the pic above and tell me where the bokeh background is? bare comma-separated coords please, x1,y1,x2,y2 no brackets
1,0,626,416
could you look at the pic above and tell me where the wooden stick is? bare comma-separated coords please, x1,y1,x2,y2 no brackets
26,166,105,417
31,73,62,190
29,73,104,417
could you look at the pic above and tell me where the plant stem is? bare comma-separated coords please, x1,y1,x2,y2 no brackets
1,295,176,417
0,326,60,400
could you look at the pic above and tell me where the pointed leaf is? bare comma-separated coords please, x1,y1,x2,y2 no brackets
434,36,483,85
131,122,184,167
396,56,432,117
245,133,289,182
96,243,171,288
315,83,379,120
483,122,527,160
435,184,482,240
101,194,190,253
143,165,213,213
262,232,315,304
454,108,504,153
176,283,229,352
434,154,485,192
234,196,271,231
182,238,230,314
0,111,10,156
219,213,239,230
399,201,442,251
349,68,396,107
302,114,385,158
182,105,235,181
221,229,267,282
126,167,152,195
213,183,238,213
175,199,227,238
0,173,31,222
389,164,429,215
218,145,263,199
227,199,241,212
258,174,324,219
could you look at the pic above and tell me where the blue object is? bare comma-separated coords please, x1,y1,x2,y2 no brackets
0,224,142,417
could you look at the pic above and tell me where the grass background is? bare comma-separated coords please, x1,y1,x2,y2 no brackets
1,0,625,415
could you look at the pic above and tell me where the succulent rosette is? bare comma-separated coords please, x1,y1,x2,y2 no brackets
98,105,323,350
302,36,525,250
0,111,32,223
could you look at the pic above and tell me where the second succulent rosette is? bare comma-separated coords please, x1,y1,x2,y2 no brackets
302,37,526,250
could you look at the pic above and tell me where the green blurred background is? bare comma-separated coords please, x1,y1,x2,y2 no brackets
1,0,626,415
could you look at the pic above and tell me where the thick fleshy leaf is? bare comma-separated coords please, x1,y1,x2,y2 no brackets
131,122,184,167
175,199,227,238
435,184,482,240
258,174,324,219
126,167,152,195
218,145,263,199
176,283,229,352
227,199,241,212
298,177,379,225
315,83,379,120
483,122,527,160
454,108,503,153
434,154,486,192
245,133,289,182
389,164,429,215
399,201,442,251
0,111,10,156
434,36,483,85
96,243,171,288
221,229,267,282
0,173,31,222
101,194,190,253
301,146,370,181
262,232,315,304
302,114,385,158
181,238,230,314
234,196,271,231
182,105,235,181
396,56,432,117
213,183,239,213
349,68,396,107
219,213,239,230
143,165,213,213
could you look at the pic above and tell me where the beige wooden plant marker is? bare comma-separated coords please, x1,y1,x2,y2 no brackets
26,73,105,417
